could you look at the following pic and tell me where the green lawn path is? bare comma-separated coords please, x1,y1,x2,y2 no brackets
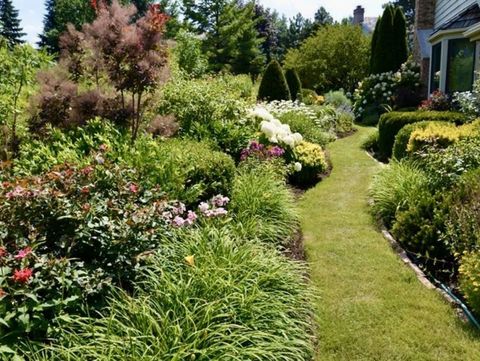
300,126,480,361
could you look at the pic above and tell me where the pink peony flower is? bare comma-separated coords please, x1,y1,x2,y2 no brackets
172,216,185,227
198,202,210,213
12,268,33,284
185,211,198,225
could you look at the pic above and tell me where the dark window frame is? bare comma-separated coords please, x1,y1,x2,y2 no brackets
430,42,442,93
446,38,476,94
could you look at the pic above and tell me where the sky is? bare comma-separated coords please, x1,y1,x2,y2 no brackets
13,0,385,45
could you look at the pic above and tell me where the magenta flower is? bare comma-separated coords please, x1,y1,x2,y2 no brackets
129,183,139,193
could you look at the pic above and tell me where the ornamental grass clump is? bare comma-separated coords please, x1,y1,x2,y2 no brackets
230,162,299,246
26,228,315,361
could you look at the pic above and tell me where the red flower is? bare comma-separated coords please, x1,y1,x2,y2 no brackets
90,0,98,11
14,247,32,260
81,166,94,176
0,247,7,258
81,186,90,195
12,268,33,284
129,183,139,193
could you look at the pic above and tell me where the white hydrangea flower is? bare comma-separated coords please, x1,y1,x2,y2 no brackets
294,162,302,172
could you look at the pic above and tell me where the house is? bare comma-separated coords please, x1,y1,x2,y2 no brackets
414,0,480,95
352,6,378,34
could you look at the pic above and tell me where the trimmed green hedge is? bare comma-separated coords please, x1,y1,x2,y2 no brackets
378,111,468,159
392,121,450,160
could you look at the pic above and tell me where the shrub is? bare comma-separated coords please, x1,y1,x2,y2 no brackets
277,111,332,146
257,60,291,102
285,68,302,101
284,24,370,94
173,29,208,78
377,111,468,159
420,137,480,189
391,191,450,263
370,161,429,226
407,121,479,154
300,89,320,105
392,121,440,160
159,76,253,157
335,110,355,135
27,228,315,360
230,163,299,246
419,90,452,111
291,141,328,187
324,90,352,110
459,251,480,315
442,170,480,254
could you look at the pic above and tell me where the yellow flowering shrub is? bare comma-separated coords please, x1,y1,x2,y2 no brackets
291,141,328,187
407,120,480,153
459,251,480,314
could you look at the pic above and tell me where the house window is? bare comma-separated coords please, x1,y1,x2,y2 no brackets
430,43,441,92
446,38,476,93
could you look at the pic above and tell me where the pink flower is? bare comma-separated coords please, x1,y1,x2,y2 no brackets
172,216,185,227
211,195,230,207
0,247,7,258
12,268,33,284
198,202,210,213
129,183,139,194
185,211,197,225
81,186,90,195
6,186,26,199
81,166,94,176
14,247,32,260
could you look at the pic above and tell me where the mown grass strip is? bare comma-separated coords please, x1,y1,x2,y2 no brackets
300,126,480,361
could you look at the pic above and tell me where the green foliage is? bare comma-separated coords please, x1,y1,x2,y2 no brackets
26,228,314,360
392,121,436,160
371,5,407,74
285,68,302,101
173,29,208,78
407,121,480,154
285,24,370,94
324,90,352,110
0,44,52,155
291,141,328,187
159,75,254,157
277,111,332,146
370,161,429,226
230,162,299,246
38,0,95,54
377,111,468,159
369,16,381,73
443,170,480,255
257,60,291,102
459,251,480,315
0,0,25,47
300,88,319,105
15,120,236,204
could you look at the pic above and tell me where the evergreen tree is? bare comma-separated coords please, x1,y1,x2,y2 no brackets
285,68,302,101
253,4,277,62
391,0,415,26
233,3,265,78
0,0,25,47
371,5,395,74
257,60,291,101
369,16,381,74
392,7,408,70
272,11,289,60
286,13,312,49
312,6,333,32
39,0,95,54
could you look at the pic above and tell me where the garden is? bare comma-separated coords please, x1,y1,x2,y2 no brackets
0,0,480,360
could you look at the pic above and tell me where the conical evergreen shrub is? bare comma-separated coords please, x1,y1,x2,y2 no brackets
285,68,302,101
392,7,408,71
369,16,381,74
257,60,291,102
371,5,395,74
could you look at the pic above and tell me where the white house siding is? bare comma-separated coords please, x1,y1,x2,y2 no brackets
435,0,478,28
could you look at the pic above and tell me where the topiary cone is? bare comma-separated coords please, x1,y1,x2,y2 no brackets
285,68,302,101
257,60,291,102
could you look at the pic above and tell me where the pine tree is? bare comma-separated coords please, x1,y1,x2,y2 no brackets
232,3,265,78
0,0,25,47
312,7,333,32
257,60,291,101
371,5,395,74
392,7,408,70
285,68,302,101
38,0,58,53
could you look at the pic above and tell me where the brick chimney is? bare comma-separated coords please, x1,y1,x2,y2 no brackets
414,0,436,96
353,6,365,25
415,0,436,30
